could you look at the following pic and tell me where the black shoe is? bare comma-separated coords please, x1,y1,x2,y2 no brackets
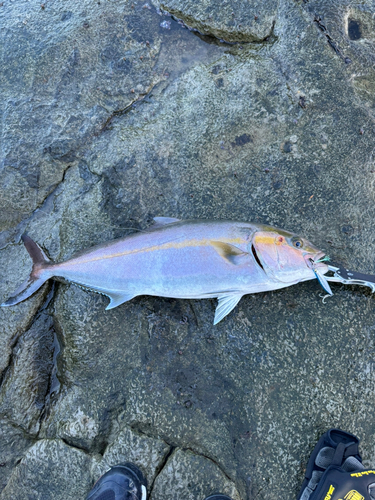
87,463,147,500
204,495,233,500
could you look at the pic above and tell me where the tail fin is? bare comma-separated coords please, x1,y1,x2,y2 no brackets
1,235,52,307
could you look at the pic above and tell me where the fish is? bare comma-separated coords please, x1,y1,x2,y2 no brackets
1,218,329,324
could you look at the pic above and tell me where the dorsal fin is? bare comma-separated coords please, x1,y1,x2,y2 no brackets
150,217,181,230
153,217,180,225
211,241,247,265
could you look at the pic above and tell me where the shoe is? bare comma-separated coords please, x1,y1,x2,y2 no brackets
304,465,375,500
204,495,233,500
298,428,363,500
87,463,147,500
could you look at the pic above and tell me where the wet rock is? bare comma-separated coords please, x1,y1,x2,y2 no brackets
38,283,143,453
0,419,34,492
40,286,239,480
0,0,162,231
0,242,50,378
301,1,375,110
152,0,277,42
0,313,55,436
151,448,241,500
0,439,92,500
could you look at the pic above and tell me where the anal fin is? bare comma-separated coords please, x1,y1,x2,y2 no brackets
214,293,243,325
105,292,136,310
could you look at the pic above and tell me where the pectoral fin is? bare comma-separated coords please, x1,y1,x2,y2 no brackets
211,241,247,265
105,292,136,310
214,293,243,325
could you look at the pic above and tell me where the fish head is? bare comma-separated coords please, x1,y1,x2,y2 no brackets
252,227,328,283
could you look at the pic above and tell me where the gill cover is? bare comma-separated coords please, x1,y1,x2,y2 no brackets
252,230,317,283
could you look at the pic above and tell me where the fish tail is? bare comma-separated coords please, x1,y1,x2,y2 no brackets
1,235,52,307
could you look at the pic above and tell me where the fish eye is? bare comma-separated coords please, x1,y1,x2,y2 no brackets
291,238,303,248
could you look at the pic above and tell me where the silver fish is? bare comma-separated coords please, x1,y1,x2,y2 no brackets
1,218,328,324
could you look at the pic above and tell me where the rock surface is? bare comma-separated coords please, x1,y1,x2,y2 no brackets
0,439,92,500
1,0,375,499
151,448,241,500
151,0,277,42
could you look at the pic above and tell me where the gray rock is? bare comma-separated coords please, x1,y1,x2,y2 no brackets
151,0,277,42
39,285,239,478
0,0,163,232
0,419,34,492
0,439,92,500
151,448,240,500
301,0,375,110
0,312,56,436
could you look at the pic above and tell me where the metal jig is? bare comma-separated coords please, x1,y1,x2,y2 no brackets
308,257,333,295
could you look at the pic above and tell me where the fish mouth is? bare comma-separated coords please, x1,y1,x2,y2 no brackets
304,251,328,273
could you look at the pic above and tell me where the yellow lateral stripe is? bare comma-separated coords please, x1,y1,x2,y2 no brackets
64,237,246,266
